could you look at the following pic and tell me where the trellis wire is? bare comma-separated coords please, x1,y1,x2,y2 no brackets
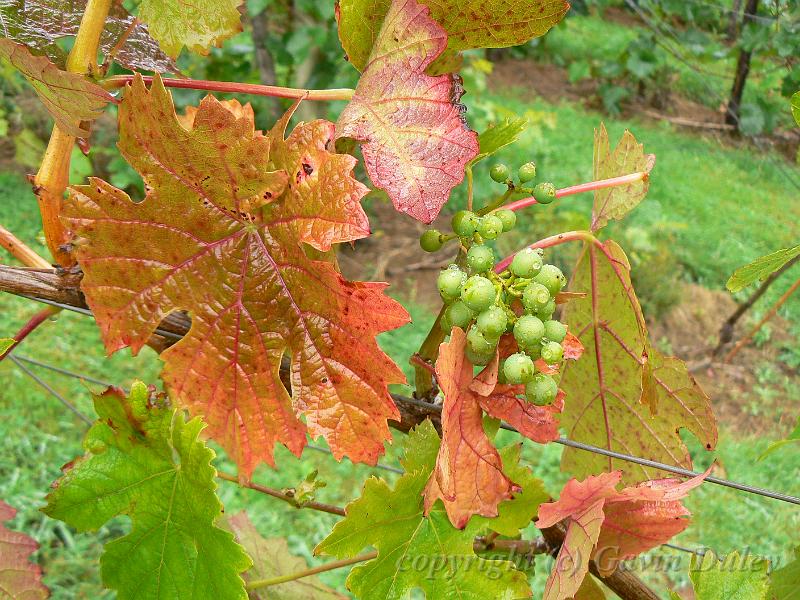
10,294,800,506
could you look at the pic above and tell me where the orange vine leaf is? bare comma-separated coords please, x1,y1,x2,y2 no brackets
0,39,112,136
423,327,517,528
0,500,49,599
62,75,409,478
536,468,709,600
336,0,479,223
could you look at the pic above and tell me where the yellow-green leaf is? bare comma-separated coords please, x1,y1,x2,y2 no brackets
686,550,770,600
43,383,251,600
726,244,800,292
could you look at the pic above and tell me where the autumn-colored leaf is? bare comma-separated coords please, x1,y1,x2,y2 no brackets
575,575,606,600
536,469,708,599
337,0,569,74
62,75,408,477
0,39,112,137
138,0,243,57
336,0,479,223
43,383,250,600
226,513,346,599
726,243,800,292
591,125,655,231
559,240,716,484
423,327,517,528
316,420,536,599
0,0,178,73
0,500,49,600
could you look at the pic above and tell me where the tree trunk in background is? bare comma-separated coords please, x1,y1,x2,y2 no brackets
725,0,759,129
249,11,282,122
727,0,742,42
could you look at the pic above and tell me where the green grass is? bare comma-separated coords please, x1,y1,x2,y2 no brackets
2,71,799,596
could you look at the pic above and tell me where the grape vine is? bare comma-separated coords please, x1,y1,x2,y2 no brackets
0,0,796,599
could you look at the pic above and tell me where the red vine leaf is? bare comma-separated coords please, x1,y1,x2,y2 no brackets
336,0,479,223
337,0,569,74
591,125,655,231
62,75,409,477
423,327,517,528
0,0,179,73
0,500,49,599
0,39,112,137
559,240,716,484
536,469,708,598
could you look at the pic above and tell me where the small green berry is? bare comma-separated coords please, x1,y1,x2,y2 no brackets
476,306,507,339
446,301,475,330
490,163,510,183
535,264,567,296
543,320,568,343
467,325,498,356
522,282,551,313
420,229,443,252
437,265,466,302
466,244,495,273
503,352,535,384
518,162,537,182
514,314,545,348
495,209,516,232
535,299,557,321
525,373,558,405
478,215,504,240
460,275,495,312
534,182,557,204
451,210,480,237
541,340,564,364
510,247,543,278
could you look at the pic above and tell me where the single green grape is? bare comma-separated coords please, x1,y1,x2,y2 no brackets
460,275,495,312
476,306,507,339
490,163,510,183
541,340,564,364
514,314,545,348
419,229,443,252
446,301,475,330
535,264,567,296
467,325,498,356
525,373,558,406
437,265,466,302
510,247,543,278
451,210,480,237
535,299,556,321
521,282,551,313
495,209,516,232
543,320,568,343
534,182,556,204
466,346,495,366
503,352,535,384
518,162,537,182
466,244,495,273
478,215,504,240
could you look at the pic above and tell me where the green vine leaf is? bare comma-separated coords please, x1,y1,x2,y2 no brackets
590,124,655,231
42,383,251,600
337,0,569,74
226,512,346,599
758,416,800,461
0,338,13,354
473,117,530,165
769,546,800,600
336,0,479,223
559,240,716,484
138,0,243,57
0,500,49,599
682,549,770,600
63,75,409,477
316,420,538,599
0,0,178,73
726,243,800,292
0,39,112,136
792,91,800,127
